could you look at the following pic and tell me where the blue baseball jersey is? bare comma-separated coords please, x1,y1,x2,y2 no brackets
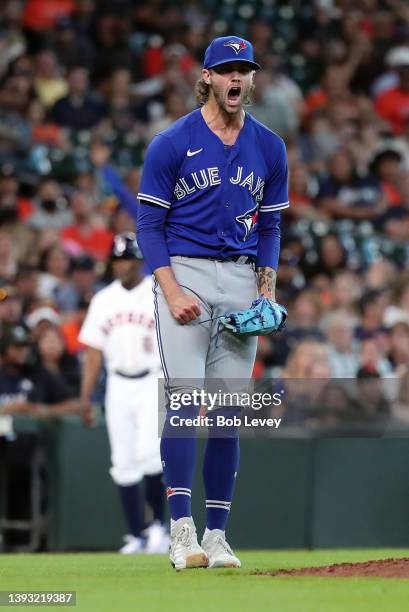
137,108,289,262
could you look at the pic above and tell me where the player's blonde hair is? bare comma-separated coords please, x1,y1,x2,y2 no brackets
195,76,255,106
195,78,210,106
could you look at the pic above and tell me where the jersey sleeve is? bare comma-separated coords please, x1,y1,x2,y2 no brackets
137,134,178,209
259,137,289,213
78,296,106,351
137,202,171,271
256,210,281,270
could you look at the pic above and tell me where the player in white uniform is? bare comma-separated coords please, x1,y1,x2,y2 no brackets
79,233,169,554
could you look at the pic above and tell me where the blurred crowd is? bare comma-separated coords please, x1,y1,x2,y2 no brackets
0,0,409,427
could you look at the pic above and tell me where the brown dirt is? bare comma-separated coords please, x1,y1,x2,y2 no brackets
257,557,409,579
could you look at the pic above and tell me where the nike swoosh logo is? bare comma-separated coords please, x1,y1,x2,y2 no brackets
187,148,203,157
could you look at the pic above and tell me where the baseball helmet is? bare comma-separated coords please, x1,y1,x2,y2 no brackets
110,232,143,260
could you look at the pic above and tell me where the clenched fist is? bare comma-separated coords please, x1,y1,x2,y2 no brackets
167,292,201,324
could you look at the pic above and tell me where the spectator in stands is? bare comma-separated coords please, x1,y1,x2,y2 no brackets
303,233,348,281
55,254,102,312
289,290,324,337
73,172,100,206
375,47,409,135
92,13,132,82
379,171,409,241
302,29,370,113
36,324,80,394
90,141,138,224
365,259,397,291
0,325,81,418
276,341,332,425
60,295,91,354
317,149,386,220
37,245,70,301
299,113,340,169
271,290,325,367
0,231,17,281
275,240,306,303
384,273,409,327
0,192,36,265
110,207,136,235
355,366,390,423
33,49,67,108
104,68,138,133
51,65,106,129
0,62,34,116
320,310,359,377
60,189,113,260
316,382,358,426
388,322,409,373
25,305,61,341
51,15,96,71
247,19,273,59
330,271,362,315
0,164,19,206
0,284,23,327
147,89,190,140
28,179,72,231
369,148,403,206
251,68,301,137
355,289,389,340
0,1,26,79
23,0,76,32
287,162,323,220
14,264,39,316
27,97,67,148
358,336,392,377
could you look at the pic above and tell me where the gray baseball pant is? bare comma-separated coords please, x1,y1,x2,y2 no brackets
153,256,258,397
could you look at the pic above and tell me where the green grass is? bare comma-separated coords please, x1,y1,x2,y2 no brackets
2,550,409,611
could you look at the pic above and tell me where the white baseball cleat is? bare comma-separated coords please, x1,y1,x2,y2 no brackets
201,529,241,568
169,517,209,570
144,521,170,554
119,534,145,554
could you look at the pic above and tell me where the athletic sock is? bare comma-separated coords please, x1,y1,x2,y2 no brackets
203,411,240,531
144,472,165,523
160,395,200,521
118,482,143,538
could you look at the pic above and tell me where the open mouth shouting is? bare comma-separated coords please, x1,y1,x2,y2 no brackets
227,85,242,107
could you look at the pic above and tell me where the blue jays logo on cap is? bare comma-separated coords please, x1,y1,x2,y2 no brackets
203,36,261,71
224,39,247,54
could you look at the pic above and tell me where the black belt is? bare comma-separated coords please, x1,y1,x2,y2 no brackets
114,369,150,379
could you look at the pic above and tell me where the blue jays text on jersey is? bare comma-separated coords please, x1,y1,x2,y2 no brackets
137,108,289,262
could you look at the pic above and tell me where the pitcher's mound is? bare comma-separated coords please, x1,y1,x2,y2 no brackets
263,558,409,579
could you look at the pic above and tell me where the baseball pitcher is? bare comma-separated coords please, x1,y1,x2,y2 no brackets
137,36,289,569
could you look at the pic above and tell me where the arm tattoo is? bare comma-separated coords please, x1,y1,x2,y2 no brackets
256,266,276,300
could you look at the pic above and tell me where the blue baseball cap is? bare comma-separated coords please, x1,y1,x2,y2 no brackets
203,36,261,71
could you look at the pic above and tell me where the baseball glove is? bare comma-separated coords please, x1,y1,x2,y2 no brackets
219,296,288,336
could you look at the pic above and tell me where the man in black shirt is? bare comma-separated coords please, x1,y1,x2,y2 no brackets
0,325,82,551
0,325,81,418
51,66,106,130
